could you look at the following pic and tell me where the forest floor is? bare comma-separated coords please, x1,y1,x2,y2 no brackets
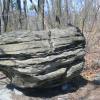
0,31,100,100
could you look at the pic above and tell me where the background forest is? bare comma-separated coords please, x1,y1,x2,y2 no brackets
0,0,100,33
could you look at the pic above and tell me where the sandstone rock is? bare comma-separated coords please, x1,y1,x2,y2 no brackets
0,26,85,88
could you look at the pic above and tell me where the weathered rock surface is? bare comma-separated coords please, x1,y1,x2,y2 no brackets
0,26,85,88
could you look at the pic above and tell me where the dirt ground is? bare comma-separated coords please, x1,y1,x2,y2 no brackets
0,76,100,100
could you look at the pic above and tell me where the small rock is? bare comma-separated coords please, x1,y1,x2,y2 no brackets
0,88,12,100
94,73,100,84
13,88,23,95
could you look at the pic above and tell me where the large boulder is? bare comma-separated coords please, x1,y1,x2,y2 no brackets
0,26,86,88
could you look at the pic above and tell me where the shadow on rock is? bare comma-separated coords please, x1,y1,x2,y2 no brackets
6,75,88,98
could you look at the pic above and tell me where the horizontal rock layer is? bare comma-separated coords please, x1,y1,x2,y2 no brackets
0,26,86,88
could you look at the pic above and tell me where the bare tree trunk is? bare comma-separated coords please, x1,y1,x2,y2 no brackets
17,0,22,29
23,0,27,29
64,0,70,25
2,0,10,32
30,0,45,30
54,0,61,28
0,0,2,34
50,0,55,27
0,18,1,35
90,5,100,32
46,0,53,28
81,0,93,32
37,0,45,30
